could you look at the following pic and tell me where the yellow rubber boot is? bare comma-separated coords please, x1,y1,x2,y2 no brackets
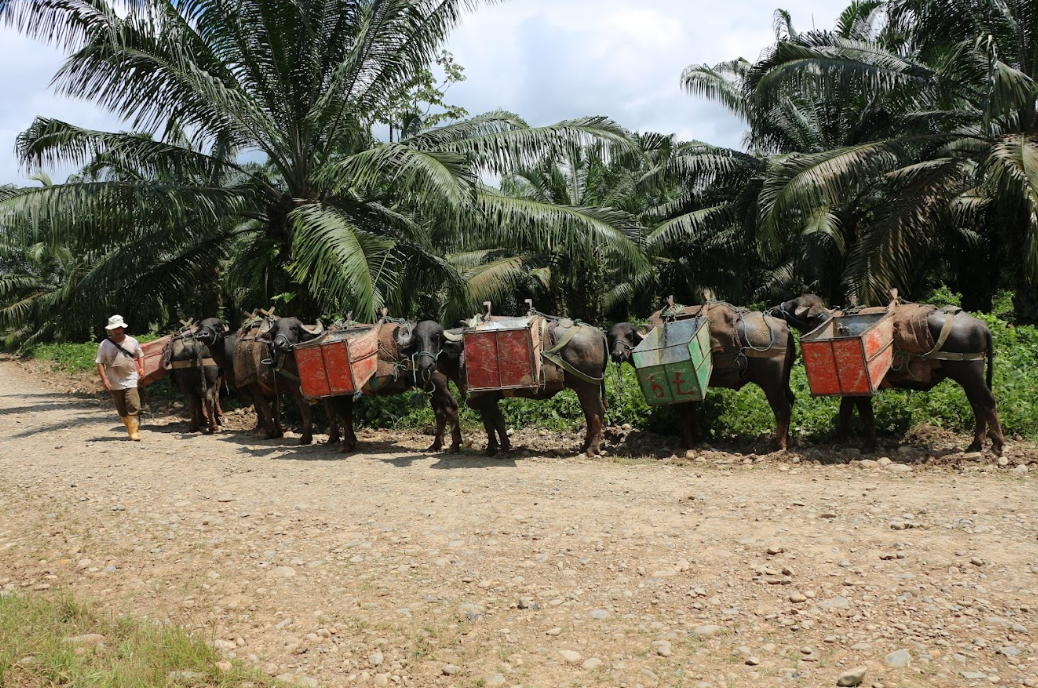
125,415,141,441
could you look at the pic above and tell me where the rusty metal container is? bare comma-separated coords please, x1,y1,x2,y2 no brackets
801,312,894,396
293,324,381,399
463,317,545,392
632,317,713,405
139,335,172,387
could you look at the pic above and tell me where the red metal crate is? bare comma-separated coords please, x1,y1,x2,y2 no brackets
801,311,894,396
293,324,381,399
463,317,545,392
139,335,172,387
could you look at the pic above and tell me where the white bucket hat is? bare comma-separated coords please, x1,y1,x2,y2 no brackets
105,314,128,330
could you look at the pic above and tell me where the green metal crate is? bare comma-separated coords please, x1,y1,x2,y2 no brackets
632,317,713,405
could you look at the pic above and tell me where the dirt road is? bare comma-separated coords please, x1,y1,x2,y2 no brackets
1,358,1037,688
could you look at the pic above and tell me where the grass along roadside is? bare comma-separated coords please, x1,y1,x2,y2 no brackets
0,591,280,688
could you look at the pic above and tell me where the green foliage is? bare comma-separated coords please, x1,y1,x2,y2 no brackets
28,341,100,373
0,591,277,687
992,290,1015,321
921,284,962,308
26,334,163,374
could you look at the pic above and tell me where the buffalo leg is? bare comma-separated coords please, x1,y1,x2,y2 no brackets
674,403,699,449
481,411,499,455
479,396,510,455
271,395,284,438
203,388,219,434
247,384,276,438
327,397,358,452
428,373,461,453
468,396,503,455
489,400,510,454
835,398,855,443
575,383,605,457
294,391,314,445
946,363,1005,456
186,392,202,433
324,400,341,444
856,397,878,451
760,380,792,450
215,373,225,426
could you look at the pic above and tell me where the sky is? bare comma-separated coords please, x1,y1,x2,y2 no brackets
0,0,843,186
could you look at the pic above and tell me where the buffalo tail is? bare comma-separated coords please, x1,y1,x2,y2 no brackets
986,328,994,391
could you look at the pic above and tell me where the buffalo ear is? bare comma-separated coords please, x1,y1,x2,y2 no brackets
794,305,810,319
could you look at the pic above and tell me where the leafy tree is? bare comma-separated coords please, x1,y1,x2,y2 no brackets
0,0,641,329
372,50,470,142
678,2,1038,321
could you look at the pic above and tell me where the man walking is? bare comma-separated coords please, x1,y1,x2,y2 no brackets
96,315,145,441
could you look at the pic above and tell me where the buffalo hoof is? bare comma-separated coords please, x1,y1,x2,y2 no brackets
484,446,497,457
965,440,982,453
299,436,313,445
449,445,461,454
339,442,357,454
425,441,443,452
992,443,1004,457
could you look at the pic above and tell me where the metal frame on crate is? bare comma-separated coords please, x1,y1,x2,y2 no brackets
631,316,713,406
293,324,381,400
462,302,544,393
800,311,895,396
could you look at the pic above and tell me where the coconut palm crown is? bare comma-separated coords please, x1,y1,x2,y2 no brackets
0,0,643,323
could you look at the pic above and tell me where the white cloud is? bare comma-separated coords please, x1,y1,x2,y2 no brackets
0,0,843,185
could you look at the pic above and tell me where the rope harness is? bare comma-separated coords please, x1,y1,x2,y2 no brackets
525,308,606,386
661,300,785,376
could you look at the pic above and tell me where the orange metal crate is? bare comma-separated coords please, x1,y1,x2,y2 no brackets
801,312,894,396
139,335,172,387
293,325,380,399
463,317,544,392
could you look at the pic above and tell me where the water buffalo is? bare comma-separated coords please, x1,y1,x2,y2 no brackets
195,316,259,428
436,318,609,458
234,315,325,444
773,294,1005,455
326,319,462,453
607,302,795,450
164,332,221,433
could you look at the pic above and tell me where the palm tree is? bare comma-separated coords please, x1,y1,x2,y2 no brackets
0,0,642,325
682,1,1038,318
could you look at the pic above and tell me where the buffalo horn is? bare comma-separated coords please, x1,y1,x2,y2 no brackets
301,320,324,336
442,330,463,343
